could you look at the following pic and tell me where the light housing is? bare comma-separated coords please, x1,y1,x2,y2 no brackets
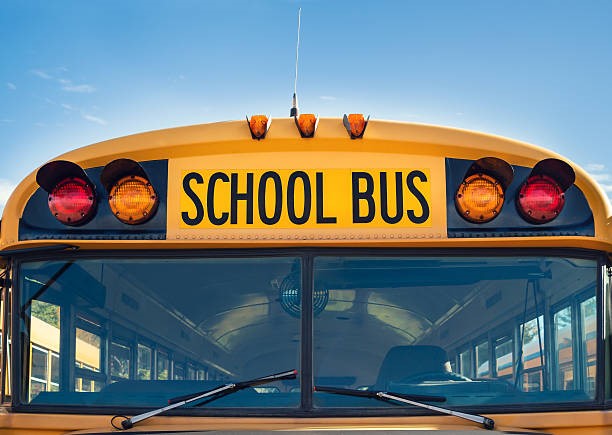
455,157,514,223
101,159,159,225
247,115,270,139
295,114,318,138
516,159,575,224
343,114,369,139
36,160,97,226
279,274,329,318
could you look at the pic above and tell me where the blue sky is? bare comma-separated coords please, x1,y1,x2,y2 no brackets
1,0,612,214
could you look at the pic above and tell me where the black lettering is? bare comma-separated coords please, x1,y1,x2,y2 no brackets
315,172,337,224
230,173,254,224
406,170,430,224
207,172,229,225
380,172,403,224
352,172,375,223
258,171,283,225
181,172,204,226
287,171,312,225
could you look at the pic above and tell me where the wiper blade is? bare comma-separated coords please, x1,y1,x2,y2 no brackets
315,385,495,431
113,369,297,430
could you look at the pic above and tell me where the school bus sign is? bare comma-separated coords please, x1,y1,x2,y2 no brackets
179,169,432,229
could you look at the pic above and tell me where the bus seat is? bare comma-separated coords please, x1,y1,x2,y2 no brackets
375,345,451,389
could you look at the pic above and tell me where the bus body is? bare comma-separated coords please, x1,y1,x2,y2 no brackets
0,117,610,434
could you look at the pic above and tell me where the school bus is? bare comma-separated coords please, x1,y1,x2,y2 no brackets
0,115,610,434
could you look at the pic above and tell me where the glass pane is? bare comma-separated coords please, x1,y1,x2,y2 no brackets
31,346,48,381
50,353,60,384
19,254,302,408
174,363,185,380
520,315,545,392
137,344,152,380
495,337,513,381
156,351,169,380
459,349,472,378
554,306,573,390
581,297,596,394
475,341,490,378
75,328,101,373
312,255,597,408
111,342,131,379
20,256,300,407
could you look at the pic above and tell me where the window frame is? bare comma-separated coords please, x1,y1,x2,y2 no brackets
9,247,608,417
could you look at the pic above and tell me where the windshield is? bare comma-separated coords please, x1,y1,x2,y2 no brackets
19,256,301,407
313,256,598,408
17,253,599,410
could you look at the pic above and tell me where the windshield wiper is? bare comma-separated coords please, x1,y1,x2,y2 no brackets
113,369,297,430
315,385,495,431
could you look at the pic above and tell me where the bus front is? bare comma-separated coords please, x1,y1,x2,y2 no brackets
0,117,610,434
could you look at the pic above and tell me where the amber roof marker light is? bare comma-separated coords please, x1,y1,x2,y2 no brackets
101,159,159,225
455,157,514,223
247,115,271,140
36,160,98,226
343,114,370,139
517,158,575,224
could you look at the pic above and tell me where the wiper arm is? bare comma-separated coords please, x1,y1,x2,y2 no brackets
315,385,495,431
113,369,297,430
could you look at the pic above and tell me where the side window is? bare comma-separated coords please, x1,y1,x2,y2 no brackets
519,315,545,392
110,341,131,380
75,316,104,392
137,344,152,380
475,340,490,378
494,336,513,382
156,350,169,380
580,297,596,394
459,349,472,378
554,306,574,390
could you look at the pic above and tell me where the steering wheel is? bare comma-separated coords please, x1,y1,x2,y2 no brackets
398,371,470,383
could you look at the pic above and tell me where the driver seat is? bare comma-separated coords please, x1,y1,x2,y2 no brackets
374,345,451,390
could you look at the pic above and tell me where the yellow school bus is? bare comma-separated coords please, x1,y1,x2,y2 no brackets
0,115,610,434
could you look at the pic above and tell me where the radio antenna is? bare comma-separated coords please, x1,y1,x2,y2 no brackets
290,8,301,117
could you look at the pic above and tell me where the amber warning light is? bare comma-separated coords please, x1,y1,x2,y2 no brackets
455,157,514,224
101,159,159,225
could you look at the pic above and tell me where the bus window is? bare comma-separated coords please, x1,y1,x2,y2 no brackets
581,297,596,394
156,350,169,381
110,342,131,380
494,337,513,381
475,340,490,378
137,344,152,380
519,316,545,392
554,306,574,390
174,363,185,380
30,345,48,400
459,349,472,378
50,352,59,392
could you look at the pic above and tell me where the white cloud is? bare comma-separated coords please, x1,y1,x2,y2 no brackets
58,78,71,85
319,95,337,101
62,83,96,93
82,114,107,125
0,119,14,123
0,179,17,216
31,69,53,80
61,103,74,111
6,82,16,90
586,163,605,172
590,173,610,182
